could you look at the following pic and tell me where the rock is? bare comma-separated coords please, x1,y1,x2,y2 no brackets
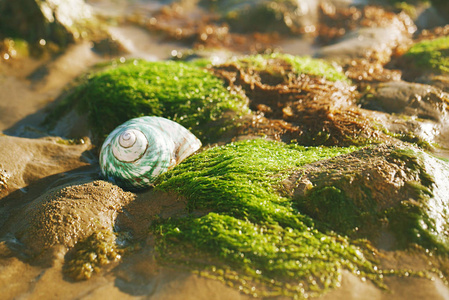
430,0,449,19
0,135,91,198
286,143,449,250
0,168,9,194
359,81,449,148
0,0,95,47
315,5,415,83
209,0,319,34
11,180,135,253
361,81,449,122
415,6,448,30
92,37,129,56
400,35,449,83
316,26,411,64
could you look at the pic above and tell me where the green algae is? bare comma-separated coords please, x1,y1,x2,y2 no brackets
64,230,122,281
47,60,247,142
153,139,384,298
296,186,364,235
386,130,433,150
295,144,449,253
232,53,351,83
156,139,359,222
156,213,381,298
385,149,449,251
405,36,449,74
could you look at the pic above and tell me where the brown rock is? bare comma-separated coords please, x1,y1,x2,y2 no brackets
12,180,135,253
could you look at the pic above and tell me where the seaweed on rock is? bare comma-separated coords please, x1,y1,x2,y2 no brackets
45,60,247,143
64,230,122,281
150,139,449,297
289,144,449,252
153,139,382,298
213,53,385,146
404,35,449,75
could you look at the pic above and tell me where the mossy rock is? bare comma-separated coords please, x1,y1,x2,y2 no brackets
203,0,318,34
227,53,351,83
64,230,122,281
46,60,248,143
153,139,384,298
288,144,449,252
0,0,99,51
213,53,385,146
404,35,449,75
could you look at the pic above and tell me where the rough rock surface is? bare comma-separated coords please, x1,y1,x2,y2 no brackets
361,81,449,122
285,143,449,249
10,180,135,253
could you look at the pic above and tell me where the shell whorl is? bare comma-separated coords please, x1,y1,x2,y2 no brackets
112,129,148,162
119,130,136,147
99,116,201,190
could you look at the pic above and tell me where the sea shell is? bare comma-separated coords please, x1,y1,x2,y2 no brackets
99,116,201,190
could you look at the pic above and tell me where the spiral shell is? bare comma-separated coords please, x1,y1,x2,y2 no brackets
99,116,201,190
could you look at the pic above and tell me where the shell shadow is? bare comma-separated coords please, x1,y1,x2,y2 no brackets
111,189,191,296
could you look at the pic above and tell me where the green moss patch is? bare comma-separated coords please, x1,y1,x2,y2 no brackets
384,130,433,150
47,60,247,142
230,53,351,83
64,230,122,281
152,139,385,297
405,36,449,74
156,139,359,219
